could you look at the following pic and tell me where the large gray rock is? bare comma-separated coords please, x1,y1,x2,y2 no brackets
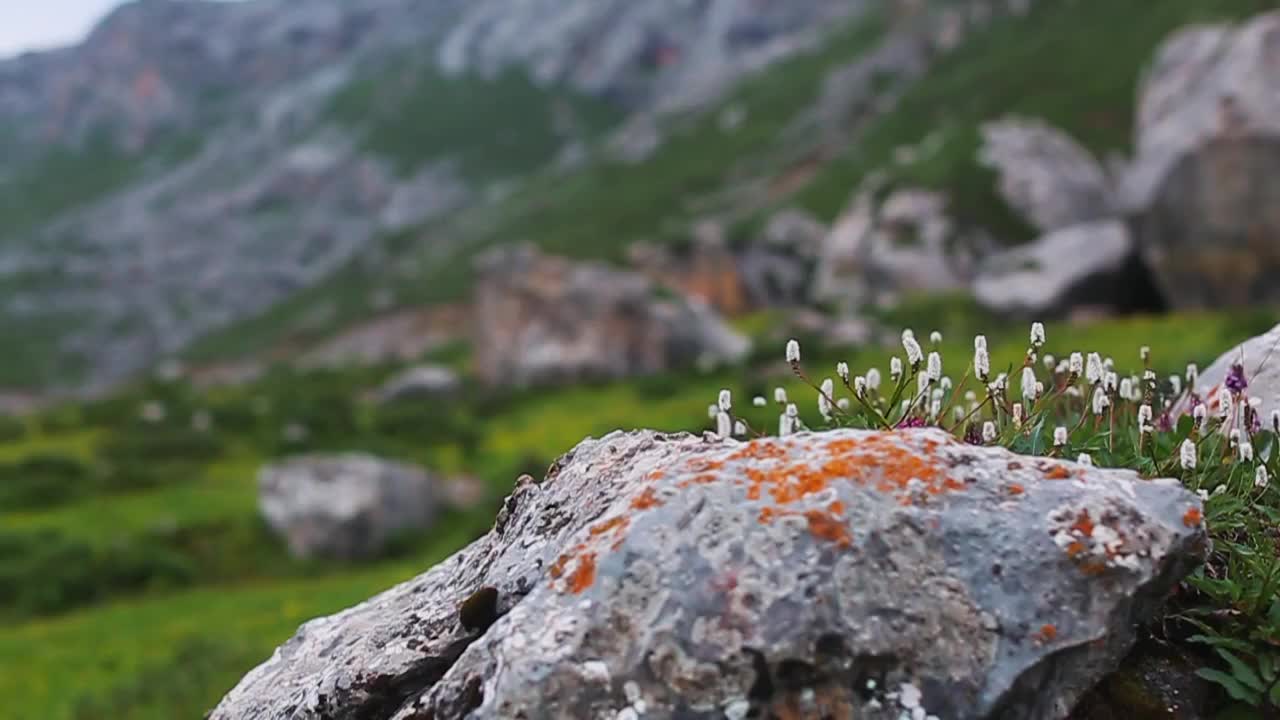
972,220,1145,316
1120,11,1280,213
1123,11,1280,310
259,454,440,560
814,187,972,307
215,428,1206,720
472,245,750,387
1187,322,1280,423
978,117,1115,233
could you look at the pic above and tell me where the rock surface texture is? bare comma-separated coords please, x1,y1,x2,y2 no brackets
259,453,440,560
1188,322,1280,423
471,245,750,387
216,428,1206,719
978,117,1115,233
972,220,1152,317
1124,10,1280,309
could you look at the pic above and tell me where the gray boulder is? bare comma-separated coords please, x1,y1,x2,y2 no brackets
978,117,1115,233
215,428,1205,719
972,220,1145,316
1122,11,1280,309
472,245,750,387
258,454,440,560
376,365,462,404
1187,322,1280,423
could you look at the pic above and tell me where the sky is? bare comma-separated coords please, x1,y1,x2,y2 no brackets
0,0,124,58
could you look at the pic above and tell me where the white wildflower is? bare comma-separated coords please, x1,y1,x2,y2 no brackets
734,420,747,437
974,334,988,352
930,397,943,420
974,344,990,382
1012,402,1024,428
718,389,732,413
1043,354,1056,371
1239,438,1254,463
901,399,912,416
1056,360,1070,375
890,356,904,381
927,352,942,382
1229,428,1241,448
1053,426,1068,446
1103,356,1115,370
774,387,788,404
866,368,882,390
1119,378,1134,402
1140,345,1151,363
1091,386,1110,415
982,421,997,443
1068,352,1084,377
836,362,850,383
1169,375,1182,396
1194,403,1208,430
786,339,801,364
1143,369,1157,383
1180,439,1197,470
1036,381,1045,398
989,373,1008,395
1256,465,1270,489
953,406,965,423
1020,367,1037,402
940,376,953,392
917,372,931,395
1077,453,1093,466
1086,353,1104,385
930,330,943,344
837,398,851,411
819,378,835,420
964,390,977,403
1104,371,1118,393
1221,392,1234,420
753,396,767,407
707,404,719,420
716,411,733,438
854,376,868,399
1065,385,1082,398
903,331,924,368
779,412,793,437
1030,322,1046,348
1186,363,1199,389
1196,488,1209,501
1212,483,1228,497
786,403,799,418
931,387,945,402
1138,404,1153,434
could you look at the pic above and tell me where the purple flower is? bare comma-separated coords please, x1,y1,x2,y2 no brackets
897,416,928,430
1226,363,1248,394
963,423,984,445
1157,412,1174,432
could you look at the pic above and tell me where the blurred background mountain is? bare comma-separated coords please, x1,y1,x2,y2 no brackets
1,0,1278,718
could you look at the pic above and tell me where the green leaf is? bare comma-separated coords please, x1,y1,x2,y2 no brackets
1197,668,1262,705
1215,649,1266,693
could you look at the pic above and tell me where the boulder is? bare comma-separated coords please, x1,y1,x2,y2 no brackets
1186,322,1280,423
258,454,440,560
814,187,971,307
628,233,753,316
215,428,1206,720
978,117,1115,233
760,208,827,258
1121,11,1280,309
472,245,750,387
376,365,461,404
972,220,1155,317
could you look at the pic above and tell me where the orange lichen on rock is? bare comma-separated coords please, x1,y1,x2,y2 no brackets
804,510,852,548
566,552,597,594
1070,511,1095,537
1182,507,1203,527
630,487,662,510
1007,484,1025,496
590,515,629,537
1044,465,1072,480
1036,624,1058,643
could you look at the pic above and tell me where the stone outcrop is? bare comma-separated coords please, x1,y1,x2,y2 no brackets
815,186,974,308
258,453,440,560
215,428,1206,719
472,245,750,387
1124,11,1280,310
972,220,1153,317
1187,322,1280,423
978,117,1115,233
375,365,461,404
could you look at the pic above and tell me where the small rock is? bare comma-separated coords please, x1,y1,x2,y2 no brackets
258,453,440,560
376,365,461,404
